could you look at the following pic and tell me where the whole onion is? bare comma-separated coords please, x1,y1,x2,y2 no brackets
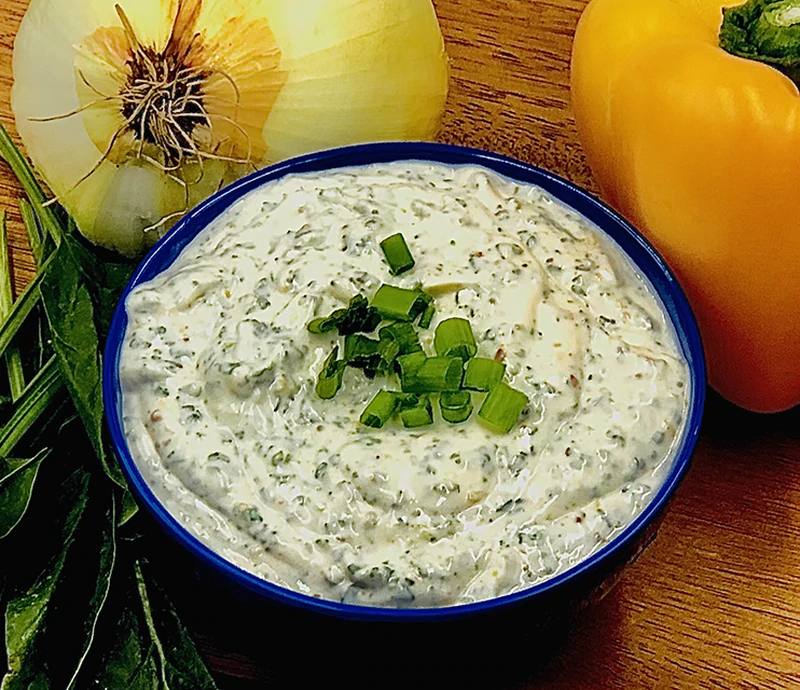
11,0,449,256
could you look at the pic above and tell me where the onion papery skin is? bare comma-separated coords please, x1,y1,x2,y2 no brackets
12,0,449,257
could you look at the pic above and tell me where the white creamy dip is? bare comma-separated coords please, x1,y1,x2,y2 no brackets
119,162,689,608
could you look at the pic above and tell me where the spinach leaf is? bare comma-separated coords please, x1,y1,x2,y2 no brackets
64,489,116,690
0,357,64,458
85,253,135,340
40,236,125,489
0,449,49,539
88,577,162,689
0,251,54,364
90,560,218,690
118,488,139,527
2,469,90,690
2,470,116,690
136,561,218,690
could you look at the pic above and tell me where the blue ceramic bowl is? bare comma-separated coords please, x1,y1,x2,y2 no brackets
104,142,706,624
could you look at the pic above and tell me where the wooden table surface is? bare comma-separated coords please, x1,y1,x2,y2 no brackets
2,1,800,688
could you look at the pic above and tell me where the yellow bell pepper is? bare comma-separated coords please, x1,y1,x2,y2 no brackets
571,0,800,412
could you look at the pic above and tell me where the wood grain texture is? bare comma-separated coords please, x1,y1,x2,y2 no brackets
0,0,36,295
2,1,800,688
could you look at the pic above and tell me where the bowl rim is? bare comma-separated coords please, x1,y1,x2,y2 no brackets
103,141,706,622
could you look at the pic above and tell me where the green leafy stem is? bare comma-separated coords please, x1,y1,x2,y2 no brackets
0,122,218,688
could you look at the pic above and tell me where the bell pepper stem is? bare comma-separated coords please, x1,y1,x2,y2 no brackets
721,0,800,85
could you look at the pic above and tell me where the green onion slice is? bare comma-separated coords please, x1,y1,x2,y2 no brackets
343,334,379,361
316,346,345,400
379,322,423,354
361,356,384,379
418,302,435,329
343,334,401,378
478,382,529,433
395,351,427,382
402,356,463,393
377,338,400,368
307,316,337,334
307,294,381,336
360,390,400,428
336,294,381,335
343,334,383,379
367,339,400,379
399,396,434,428
371,285,430,322
380,233,415,276
463,357,506,391
434,317,477,361
439,390,473,424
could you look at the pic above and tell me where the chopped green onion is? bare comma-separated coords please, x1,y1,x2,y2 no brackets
359,338,401,379
399,396,433,428
346,340,398,377
478,382,529,433
360,390,400,428
316,346,345,399
463,357,506,391
434,317,477,361
395,351,427,382
343,334,379,361
364,361,385,380
371,285,430,322
377,338,400,369
379,322,422,354
307,294,381,336
380,233,415,276
395,392,422,409
307,316,338,334
337,294,381,335
329,307,348,323
343,334,383,378
418,302,435,329
439,390,473,423
402,356,463,393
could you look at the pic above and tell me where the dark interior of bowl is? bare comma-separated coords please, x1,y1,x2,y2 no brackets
104,142,706,625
